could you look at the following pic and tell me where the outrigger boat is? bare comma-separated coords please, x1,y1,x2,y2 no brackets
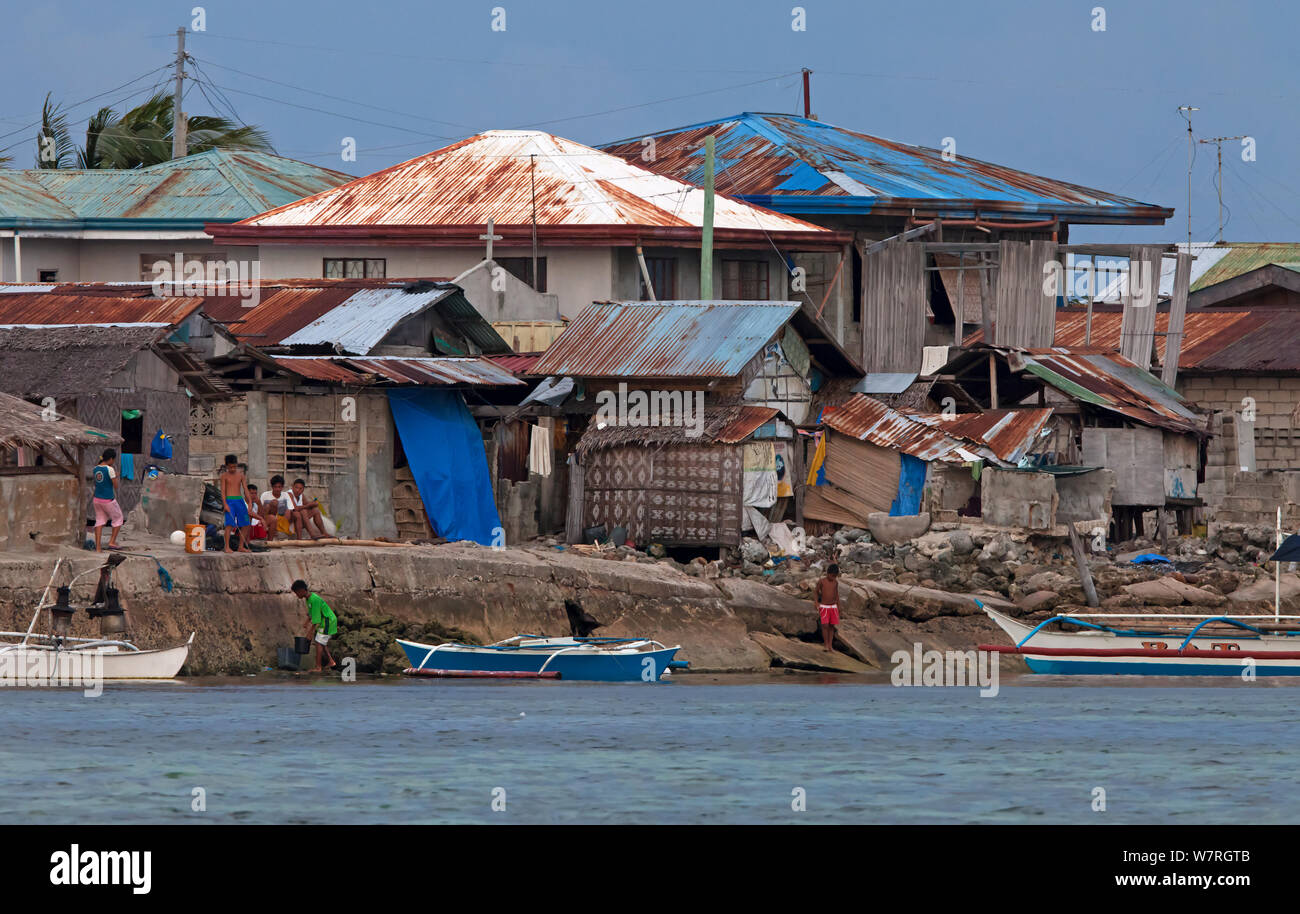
979,602,1300,676
397,635,685,682
0,556,193,682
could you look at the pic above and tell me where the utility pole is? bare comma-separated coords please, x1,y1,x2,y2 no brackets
801,68,812,119
529,153,539,291
172,27,188,159
1177,105,1199,251
700,135,715,299
1198,134,1246,243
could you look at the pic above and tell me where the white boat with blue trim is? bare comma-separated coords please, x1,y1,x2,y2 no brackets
979,602,1300,675
397,635,685,682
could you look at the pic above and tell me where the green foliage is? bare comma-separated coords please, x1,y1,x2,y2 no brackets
34,91,274,169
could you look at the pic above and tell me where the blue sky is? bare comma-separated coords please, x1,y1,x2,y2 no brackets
2,0,1296,242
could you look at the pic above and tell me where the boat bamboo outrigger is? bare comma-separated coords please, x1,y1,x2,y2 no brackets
0,556,193,681
979,601,1300,676
397,634,686,682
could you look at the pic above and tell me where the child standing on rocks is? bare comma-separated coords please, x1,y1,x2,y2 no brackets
815,564,841,652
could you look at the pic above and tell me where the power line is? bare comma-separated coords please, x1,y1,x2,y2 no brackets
192,57,475,131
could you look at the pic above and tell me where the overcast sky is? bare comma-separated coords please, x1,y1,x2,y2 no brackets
2,1,1295,243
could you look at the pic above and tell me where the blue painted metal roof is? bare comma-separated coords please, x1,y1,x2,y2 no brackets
0,149,351,229
532,301,800,378
600,113,1171,224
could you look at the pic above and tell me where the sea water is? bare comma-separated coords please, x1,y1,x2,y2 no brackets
0,674,1295,824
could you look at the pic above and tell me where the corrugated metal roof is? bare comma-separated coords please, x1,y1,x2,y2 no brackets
0,291,204,326
278,285,458,353
3,279,510,355
971,307,1300,372
532,301,799,378
0,150,351,229
823,395,996,463
600,113,1171,224
228,130,829,234
272,356,522,387
1013,348,1203,433
903,407,1054,464
717,406,781,443
487,352,546,375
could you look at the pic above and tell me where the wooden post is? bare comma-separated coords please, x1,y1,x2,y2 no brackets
356,399,367,540
953,252,965,346
791,436,806,528
1067,523,1100,607
988,353,999,409
1158,506,1169,554
564,460,584,544
978,251,993,340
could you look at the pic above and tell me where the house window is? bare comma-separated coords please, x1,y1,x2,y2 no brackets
121,410,144,454
323,258,386,279
496,257,547,292
139,253,228,282
269,418,353,476
38,269,58,283
720,259,770,300
640,257,676,300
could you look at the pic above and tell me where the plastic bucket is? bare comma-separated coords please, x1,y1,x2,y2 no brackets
183,524,206,554
294,636,313,654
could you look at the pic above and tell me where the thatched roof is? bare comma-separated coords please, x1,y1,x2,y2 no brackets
0,390,122,454
576,405,782,456
0,325,165,397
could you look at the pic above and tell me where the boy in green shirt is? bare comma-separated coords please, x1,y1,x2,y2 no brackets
293,579,337,672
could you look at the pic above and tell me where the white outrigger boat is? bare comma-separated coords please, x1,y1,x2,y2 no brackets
979,602,1300,676
1,556,193,682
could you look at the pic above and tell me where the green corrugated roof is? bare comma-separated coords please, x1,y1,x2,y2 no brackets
1190,243,1300,291
0,149,351,229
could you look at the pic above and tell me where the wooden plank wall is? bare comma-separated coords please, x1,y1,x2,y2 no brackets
859,239,926,373
1119,244,1162,370
992,240,1057,348
1162,252,1193,387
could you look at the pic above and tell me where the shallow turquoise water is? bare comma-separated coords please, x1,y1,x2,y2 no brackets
1,675,1296,824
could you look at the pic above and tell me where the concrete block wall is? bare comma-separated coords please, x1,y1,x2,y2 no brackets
1181,375,1300,471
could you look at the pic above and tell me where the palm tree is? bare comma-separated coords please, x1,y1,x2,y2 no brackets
37,91,273,169
35,93,79,168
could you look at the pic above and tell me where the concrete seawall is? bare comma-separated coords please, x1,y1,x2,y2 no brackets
0,544,1007,675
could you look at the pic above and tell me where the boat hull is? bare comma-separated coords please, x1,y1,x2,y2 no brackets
0,641,191,681
397,638,679,682
983,608,1300,676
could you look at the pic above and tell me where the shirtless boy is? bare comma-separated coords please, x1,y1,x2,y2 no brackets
815,563,841,653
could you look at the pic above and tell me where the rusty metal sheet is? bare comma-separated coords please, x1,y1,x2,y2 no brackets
0,292,203,326
533,301,799,378
600,114,1171,224
823,395,994,463
716,406,781,443
905,407,1054,464
273,356,522,387
228,130,830,234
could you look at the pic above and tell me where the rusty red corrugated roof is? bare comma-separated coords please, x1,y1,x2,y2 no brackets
903,407,1054,463
272,356,522,386
716,406,781,443
0,292,204,326
230,130,830,233
823,395,997,463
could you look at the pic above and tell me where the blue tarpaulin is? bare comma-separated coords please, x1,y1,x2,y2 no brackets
890,453,926,516
387,389,502,546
